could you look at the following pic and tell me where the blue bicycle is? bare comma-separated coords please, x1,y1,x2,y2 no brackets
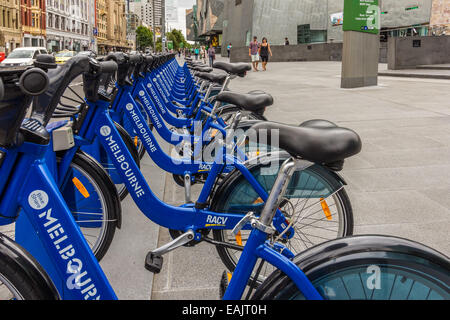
0,64,448,300
25,53,357,282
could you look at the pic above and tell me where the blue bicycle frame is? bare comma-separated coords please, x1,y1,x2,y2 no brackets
0,133,323,300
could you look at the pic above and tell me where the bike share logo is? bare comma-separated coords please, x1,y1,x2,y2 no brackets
126,103,134,111
100,126,112,137
28,190,49,210
139,90,145,97
28,189,100,299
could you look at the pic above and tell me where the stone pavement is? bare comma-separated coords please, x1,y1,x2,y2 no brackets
149,57,450,300
378,65,450,79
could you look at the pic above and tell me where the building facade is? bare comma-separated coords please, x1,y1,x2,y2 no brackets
129,0,164,34
21,0,46,47
46,0,91,53
97,0,129,54
0,0,22,54
185,8,195,41
195,0,224,49
221,0,442,54
430,0,450,34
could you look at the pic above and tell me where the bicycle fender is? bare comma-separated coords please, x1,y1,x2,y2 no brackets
0,233,60,299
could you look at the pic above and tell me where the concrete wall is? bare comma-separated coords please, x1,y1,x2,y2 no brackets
221,0,255,55
221,0,436,56
230,42,343,63
388,35,450,69
381,0,433,28
251,0,330,46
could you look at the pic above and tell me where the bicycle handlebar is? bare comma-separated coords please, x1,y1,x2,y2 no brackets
98,60,118,74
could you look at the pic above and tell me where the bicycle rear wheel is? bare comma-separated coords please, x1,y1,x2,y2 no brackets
0,234,59,300
253,236,450,300
0,153,119,262
58,152,119,261
211,160,353,282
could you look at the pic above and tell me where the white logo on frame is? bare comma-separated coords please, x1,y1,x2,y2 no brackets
147,83,152,88
100,126,111,137
126,103,134,111
28,190,49,210
139,91,145,97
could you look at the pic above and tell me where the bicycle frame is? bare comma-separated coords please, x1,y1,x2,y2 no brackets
0,141,117,299
0,136,323,300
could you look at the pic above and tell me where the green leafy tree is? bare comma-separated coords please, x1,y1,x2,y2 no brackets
166,29,188,51
156,37,163,52
136,26,154,51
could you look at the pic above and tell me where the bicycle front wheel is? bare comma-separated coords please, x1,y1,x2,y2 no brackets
212,160,353,281
59,152,119,261
253,236,450,300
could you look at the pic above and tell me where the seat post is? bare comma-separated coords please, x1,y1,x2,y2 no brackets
259,158,313,227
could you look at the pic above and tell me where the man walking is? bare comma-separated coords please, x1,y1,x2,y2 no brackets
249,36,260,72
208,46,216,67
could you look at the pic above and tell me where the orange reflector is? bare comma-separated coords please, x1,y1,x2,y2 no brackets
72,177,90,198
134,136,138,147
211,129,219,138
235,231,243,246
227,272,232,283
320,198,332,220
253,197,263,204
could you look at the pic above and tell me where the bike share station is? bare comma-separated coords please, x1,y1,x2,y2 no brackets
0,0,448,303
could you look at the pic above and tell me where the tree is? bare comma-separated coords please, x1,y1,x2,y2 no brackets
136,26,154,51
156,38,163,52
166,29,188,51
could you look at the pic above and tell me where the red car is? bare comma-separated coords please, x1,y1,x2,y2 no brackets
0,52,5,63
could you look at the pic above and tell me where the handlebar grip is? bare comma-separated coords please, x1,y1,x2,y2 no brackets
99,61,118,74
128,54,142,65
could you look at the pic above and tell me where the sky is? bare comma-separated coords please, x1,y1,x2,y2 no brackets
166,0,196,37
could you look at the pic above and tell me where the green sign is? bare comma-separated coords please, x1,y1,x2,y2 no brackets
343,0,380,34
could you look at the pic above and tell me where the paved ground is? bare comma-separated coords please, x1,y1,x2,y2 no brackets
378,65,450,79
149,56,450,300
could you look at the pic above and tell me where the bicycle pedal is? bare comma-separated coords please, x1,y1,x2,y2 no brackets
219,270,232,299
145,252,163,274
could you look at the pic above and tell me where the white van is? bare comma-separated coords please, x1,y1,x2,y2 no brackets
0,47,48,67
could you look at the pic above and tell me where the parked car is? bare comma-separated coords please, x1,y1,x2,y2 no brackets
0,52,5,63
0,47,48,67
55,50,77,64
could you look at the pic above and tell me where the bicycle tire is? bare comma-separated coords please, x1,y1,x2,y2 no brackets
0,234,59,300
59,152,120,261
252,235,450,300
211,158,353,281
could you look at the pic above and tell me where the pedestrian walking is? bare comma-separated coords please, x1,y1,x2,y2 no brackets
227,43,232,58
201,46,207,64
194,47,199,60
208,46,216,67
285,37,290,45
249,36,260,72
259,37,273,71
